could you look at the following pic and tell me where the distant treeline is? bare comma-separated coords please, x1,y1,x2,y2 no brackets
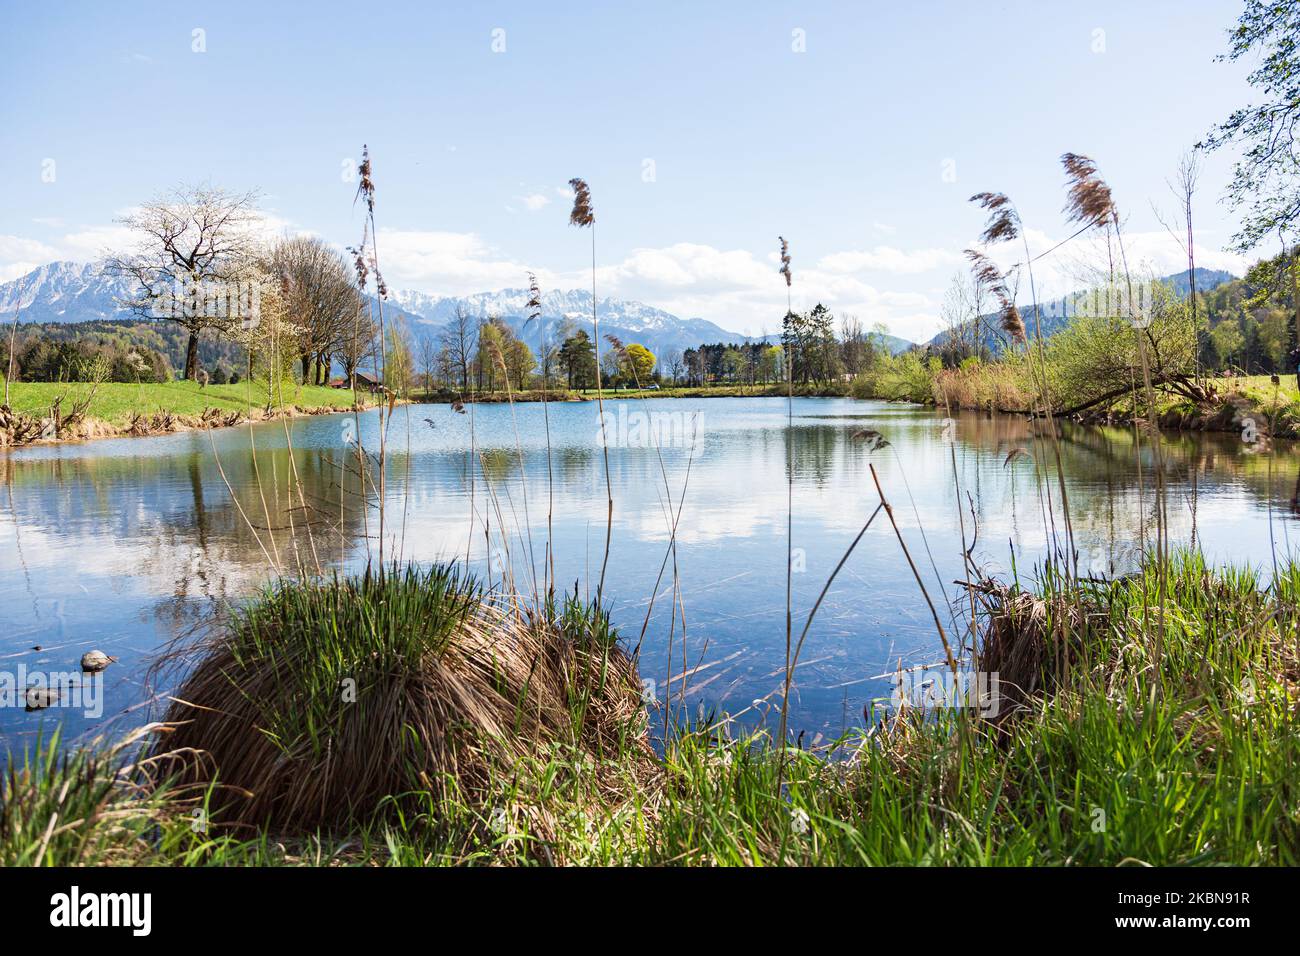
1,319,247,384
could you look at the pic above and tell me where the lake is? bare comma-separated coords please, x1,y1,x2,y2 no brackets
2,395,1298,747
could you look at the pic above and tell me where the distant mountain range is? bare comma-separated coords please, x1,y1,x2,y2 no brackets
0,261,914,359
0,260,1237,366
0,261,138,325
392,286,777,357
925,267,1238,355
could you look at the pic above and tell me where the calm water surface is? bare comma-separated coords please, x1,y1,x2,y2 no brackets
3,396,1299,746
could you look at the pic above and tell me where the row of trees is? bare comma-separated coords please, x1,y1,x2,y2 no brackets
428,309,539,394
775,306,897,386
422,311,661,394
89,185,905,397
101,186,380,391
1197,254,1297,374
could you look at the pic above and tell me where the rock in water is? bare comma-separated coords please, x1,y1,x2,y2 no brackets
81,649,118,673
25,687,61,711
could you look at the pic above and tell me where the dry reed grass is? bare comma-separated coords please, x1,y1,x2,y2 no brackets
969,578,1093,716
153,566,654,835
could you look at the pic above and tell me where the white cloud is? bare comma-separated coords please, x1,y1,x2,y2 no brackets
375,228,548,293
58,224,137,260
583,242,943,340
818,246,961,275
518,193,551,212
604,243,772,291
0,235,61,281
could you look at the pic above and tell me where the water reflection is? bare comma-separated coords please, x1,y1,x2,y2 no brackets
3,397,1299,745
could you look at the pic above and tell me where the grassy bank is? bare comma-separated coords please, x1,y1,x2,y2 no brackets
6,380,361,425
6,552,1298,866
0,380,385,445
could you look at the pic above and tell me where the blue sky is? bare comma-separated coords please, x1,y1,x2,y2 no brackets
0,0,1259,340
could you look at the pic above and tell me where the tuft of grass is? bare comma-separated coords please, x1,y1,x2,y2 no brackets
153,564,652,838
0,725,192,867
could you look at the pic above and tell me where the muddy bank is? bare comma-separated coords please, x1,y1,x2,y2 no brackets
1069,393,1299,440
0,401,367,449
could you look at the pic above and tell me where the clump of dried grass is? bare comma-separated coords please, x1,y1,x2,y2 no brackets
153,564,653,834
969,577,1094,716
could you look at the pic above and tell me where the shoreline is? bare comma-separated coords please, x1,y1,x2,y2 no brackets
0,384,855,448
8,380,1292,449
0,399,377,450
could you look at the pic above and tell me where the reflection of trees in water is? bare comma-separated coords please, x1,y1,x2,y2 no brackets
555,445,595,480
783,423,876,489
3,446,369,605
943,410,1300,570
476,448,518,484
10,407,1300,603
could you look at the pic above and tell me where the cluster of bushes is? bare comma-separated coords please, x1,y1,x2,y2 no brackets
850,351,941,403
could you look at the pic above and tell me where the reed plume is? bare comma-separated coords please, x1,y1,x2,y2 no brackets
971,192,1020,244
525,272,543,320
1061,153,1116,230
349,144,391,567
356,146,375,215
525,271,555,597
568,177,612,603
568,178,594,227
964,249,1025,344
775,233,797,819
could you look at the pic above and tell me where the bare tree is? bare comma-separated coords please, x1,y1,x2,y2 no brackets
936,270,993,364
438,305,477,394
661,346,683,385
435,344,457,388
337,301,378,389
103,185,262,380
1153,150,1203,378
266,236,362,385
417,329,438,396
839,314,867,377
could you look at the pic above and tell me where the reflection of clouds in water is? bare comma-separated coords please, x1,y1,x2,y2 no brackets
7,398,1300,736
1,498,277,601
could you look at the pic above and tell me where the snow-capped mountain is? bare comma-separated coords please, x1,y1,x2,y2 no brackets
0,261,137,324
1,262,857,358
392,287,756,357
